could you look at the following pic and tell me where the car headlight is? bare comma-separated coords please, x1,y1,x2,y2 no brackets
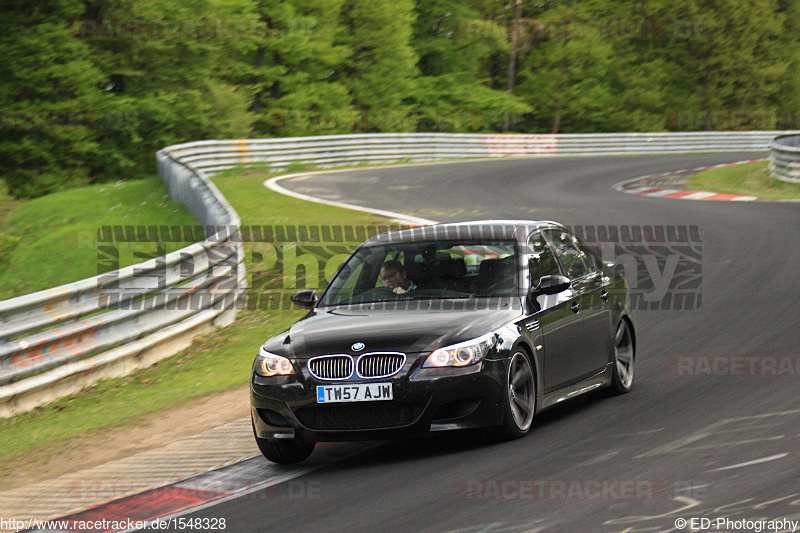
255,347,295,376
423,333,497,368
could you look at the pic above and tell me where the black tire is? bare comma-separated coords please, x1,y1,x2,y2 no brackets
609,320,635,395
497,350,536,440
252,422,315,464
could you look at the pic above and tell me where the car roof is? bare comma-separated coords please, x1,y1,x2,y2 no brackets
364,219,568,245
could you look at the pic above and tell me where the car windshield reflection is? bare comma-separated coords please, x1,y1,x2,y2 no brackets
319,240,519,307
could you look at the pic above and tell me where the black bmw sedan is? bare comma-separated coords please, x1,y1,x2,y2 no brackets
251,220,635,463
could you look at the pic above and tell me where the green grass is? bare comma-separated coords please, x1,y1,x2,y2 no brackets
0,178,197,300
688,161,800,200
0,165,390,480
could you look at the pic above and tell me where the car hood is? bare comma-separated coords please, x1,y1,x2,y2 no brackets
263,300,524,358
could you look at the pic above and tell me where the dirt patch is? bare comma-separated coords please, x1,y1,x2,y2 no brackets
1,384,250,491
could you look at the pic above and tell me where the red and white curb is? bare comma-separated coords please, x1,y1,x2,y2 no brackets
615,159,765,201
22,442,372,533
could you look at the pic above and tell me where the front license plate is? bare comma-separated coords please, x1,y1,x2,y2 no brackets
316,383,393,403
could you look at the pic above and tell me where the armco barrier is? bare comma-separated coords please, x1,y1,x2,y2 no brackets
162,132,792,175
769,134,800,183
0,131,794,416
0,153,246,416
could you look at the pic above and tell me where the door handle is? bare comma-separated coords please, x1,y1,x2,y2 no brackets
570,301,580,313
601,290,609,301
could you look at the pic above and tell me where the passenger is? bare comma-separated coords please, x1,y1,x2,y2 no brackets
380,260,417,295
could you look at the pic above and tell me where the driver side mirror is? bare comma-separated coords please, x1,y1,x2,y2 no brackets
291,289,318,309
531,275,571,296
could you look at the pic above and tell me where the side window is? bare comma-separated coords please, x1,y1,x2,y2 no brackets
528,232,561,285
575,239,600,274
544,230,592,280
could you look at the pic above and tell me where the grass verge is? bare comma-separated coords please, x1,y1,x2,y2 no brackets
688,161,800,200
0,177,197,300
0,166,389,482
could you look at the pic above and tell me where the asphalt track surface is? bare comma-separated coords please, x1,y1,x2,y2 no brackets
189,154,799,532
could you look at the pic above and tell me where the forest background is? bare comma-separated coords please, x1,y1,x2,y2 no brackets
2,0,798,198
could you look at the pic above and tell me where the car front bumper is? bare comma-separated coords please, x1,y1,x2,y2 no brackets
251,356,508,442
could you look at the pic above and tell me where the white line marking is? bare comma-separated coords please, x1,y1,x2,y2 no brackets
266,171,437,226
706,453,788,472
625,186,660,194
680,191,718,200
644,188,682,197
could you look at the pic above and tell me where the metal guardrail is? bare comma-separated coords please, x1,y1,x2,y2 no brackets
0,131,792,417
163,132,792,175
769,134,800,183
0,152,246,416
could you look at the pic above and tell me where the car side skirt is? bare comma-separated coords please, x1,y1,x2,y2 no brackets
537,363,613,411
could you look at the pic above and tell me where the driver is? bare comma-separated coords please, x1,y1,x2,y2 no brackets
380,260,417,294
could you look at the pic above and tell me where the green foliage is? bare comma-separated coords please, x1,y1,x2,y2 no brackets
2,0,800,197
0,16,106,196
252,0,354,136
411,0,530,131
337,0,419,113
81,0,259,177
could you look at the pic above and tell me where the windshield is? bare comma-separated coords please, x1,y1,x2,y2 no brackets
319,239,519,306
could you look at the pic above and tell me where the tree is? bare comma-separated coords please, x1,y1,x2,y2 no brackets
665,0,789,130
335,0,419,131
80,0,258,178
0,4,105,197
514,2,637,132
411,0,530,131
251,0,355,136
